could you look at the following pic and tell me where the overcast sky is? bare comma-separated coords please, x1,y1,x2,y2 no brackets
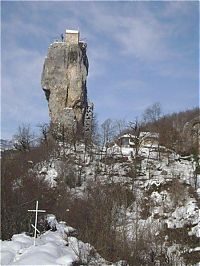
1,1,199,139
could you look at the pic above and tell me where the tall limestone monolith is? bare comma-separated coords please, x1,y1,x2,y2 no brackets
41,30,90,135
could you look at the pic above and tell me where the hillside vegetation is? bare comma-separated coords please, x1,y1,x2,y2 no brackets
1,107,199,265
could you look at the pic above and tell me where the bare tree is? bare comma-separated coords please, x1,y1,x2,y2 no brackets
13,124,35,152
37,123,50,144
142,103,162,160
143,102,162,124
114,119,128,136
100,118,118,152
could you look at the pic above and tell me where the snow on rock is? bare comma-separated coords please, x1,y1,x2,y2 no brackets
45,168,58,186
166,198,199,231
1,214,126,266
1,230,118,266
38,164,58,187
11,233,34,247
46,214,57,229
46,214,77,237
188,221,200,238
197,187,200,197
1,250,15,265
1,232,35,265
1,233,34,265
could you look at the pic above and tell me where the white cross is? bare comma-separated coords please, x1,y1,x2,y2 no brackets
28,201,46,246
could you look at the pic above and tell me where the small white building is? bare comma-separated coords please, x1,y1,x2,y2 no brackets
117,132,159,148
117,134,136,148
65,29,80,45
107,132,159,157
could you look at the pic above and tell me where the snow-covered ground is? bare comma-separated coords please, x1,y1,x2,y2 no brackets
1,231,78,265
1,216,126,266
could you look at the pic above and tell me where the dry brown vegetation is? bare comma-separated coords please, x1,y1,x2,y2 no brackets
142,107,199,156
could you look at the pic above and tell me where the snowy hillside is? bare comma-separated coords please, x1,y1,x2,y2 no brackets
1,141,200,265
33,143,200,265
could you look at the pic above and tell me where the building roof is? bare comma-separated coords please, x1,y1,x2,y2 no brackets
119,134,135,139
66,29,79,34
118,132,159,140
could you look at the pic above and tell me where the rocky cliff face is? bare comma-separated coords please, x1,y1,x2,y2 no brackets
41,38,89,133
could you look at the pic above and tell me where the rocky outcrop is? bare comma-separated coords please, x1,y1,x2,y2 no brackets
41,32,89,133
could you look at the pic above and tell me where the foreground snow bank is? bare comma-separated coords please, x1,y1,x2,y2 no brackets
1,217,127,266
1,230,116,265
1,231,78,265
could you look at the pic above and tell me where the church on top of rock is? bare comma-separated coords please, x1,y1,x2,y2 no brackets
65,29,80,45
